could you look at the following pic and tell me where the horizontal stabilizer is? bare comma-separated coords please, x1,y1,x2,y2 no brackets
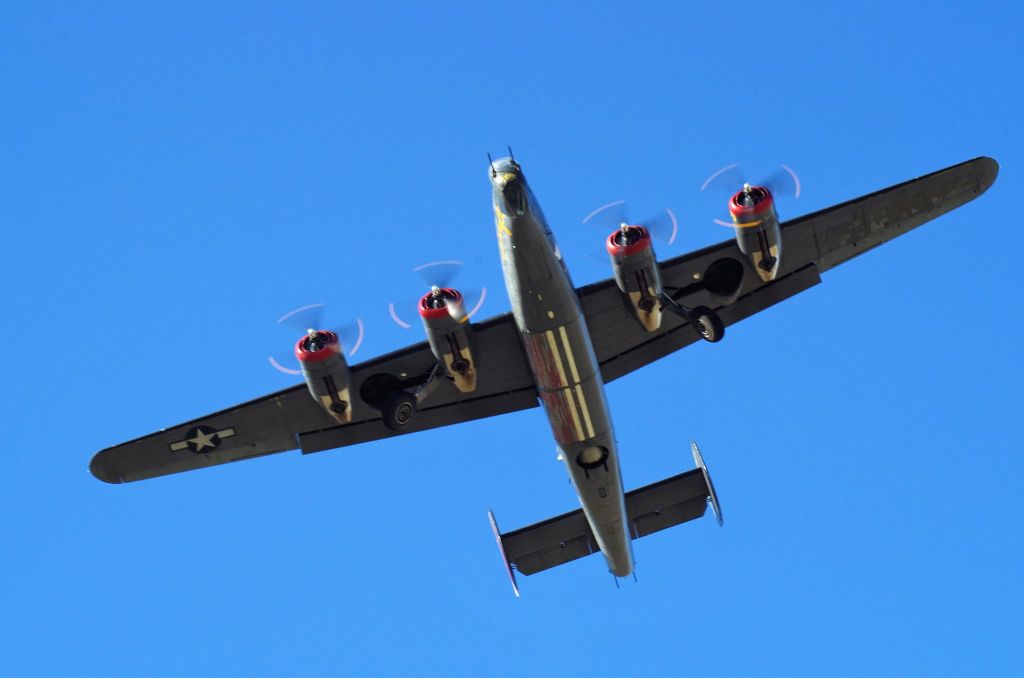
625,466,711,540
490,450,720,581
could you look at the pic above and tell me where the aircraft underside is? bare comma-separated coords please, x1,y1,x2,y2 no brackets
89,154,998,595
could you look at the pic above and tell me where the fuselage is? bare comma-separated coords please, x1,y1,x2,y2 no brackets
489,157,633,577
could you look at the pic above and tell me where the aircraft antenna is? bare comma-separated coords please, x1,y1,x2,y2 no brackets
487,153,496,177
507,145,515,162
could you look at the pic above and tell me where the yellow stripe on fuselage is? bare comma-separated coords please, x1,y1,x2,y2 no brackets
558,326,595,438
545,330,569,388
546,330,584,440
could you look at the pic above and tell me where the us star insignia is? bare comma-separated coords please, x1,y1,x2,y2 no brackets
169,425,236,453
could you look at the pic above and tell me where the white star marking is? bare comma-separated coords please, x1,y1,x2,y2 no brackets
187,428,217,452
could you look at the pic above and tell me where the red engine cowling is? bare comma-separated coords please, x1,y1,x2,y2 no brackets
606,225,663,332
729,185,782,282
419,287,477,393
295,330,353,424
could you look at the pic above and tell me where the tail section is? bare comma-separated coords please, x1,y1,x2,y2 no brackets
488,441,723,595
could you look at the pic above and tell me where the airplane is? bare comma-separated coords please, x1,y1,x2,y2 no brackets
90,154,998,596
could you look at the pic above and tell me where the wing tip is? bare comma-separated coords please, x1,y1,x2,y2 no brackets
974,156,999,196
89,451,126,484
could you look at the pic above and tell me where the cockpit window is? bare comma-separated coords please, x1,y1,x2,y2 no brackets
491,158,520,176
502,179,527,215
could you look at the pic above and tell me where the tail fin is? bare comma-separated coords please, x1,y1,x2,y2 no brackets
691,440,723,526
487,510,520,597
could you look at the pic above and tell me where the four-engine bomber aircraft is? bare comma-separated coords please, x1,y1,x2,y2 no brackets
91,155,997,595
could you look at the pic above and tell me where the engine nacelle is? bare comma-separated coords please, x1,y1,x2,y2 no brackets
295,330,353,424
419,287,477,393
606,225,663,332
730,184,782,282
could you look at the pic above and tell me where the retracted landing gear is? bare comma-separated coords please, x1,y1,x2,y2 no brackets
381,363,445,431
659,293,725,343
382,391,417,430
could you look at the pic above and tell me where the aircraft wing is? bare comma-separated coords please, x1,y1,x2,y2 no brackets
582,156,998,381
90,313,539,483
91,156,997,483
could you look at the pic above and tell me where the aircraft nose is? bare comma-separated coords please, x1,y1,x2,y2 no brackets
489,156,521,182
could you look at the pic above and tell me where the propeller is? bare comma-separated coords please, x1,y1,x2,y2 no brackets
581,201,679,247
267,303,365,375
699,163,802,199
700,164,802,228
388,260,487,329
413,259,464,289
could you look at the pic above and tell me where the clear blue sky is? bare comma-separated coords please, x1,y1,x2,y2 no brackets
2,2,1021,676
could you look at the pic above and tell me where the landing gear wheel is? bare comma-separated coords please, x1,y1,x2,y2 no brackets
691,306,724,343
382,391,417,431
